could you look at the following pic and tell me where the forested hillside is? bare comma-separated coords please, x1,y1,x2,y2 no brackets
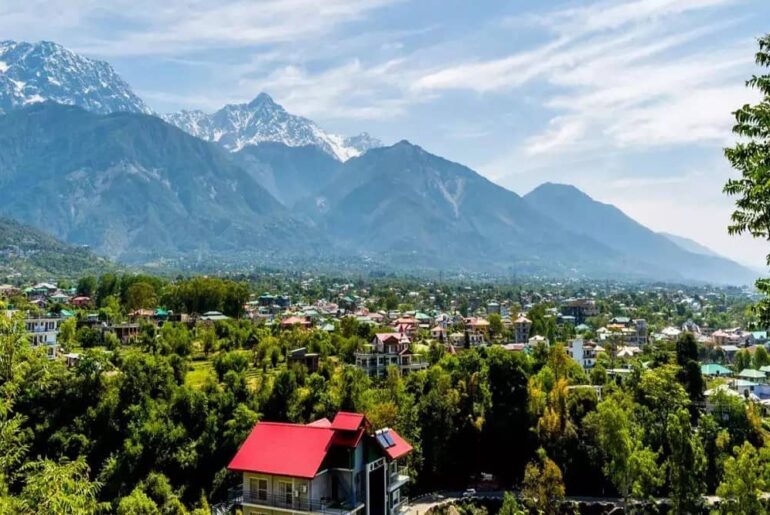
0,217,112,279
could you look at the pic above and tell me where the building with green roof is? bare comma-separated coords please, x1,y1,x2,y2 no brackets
701,363,732,377
737,368,767,383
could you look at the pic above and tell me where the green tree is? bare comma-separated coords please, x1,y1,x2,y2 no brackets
586,394,662,503
0,400,28,487
666,408,706,514
498,491,525,515
76,276,97,298
58,317,77,349
117,488,160,514
263,369,298,421
716,442,768,515
675,333,704,414
735,349,752,371
724,34,770,324
99,295,122,322
96,273,119,305
126,282,158,311
384,291,399,311
753,345,770,369
20,458,105,514
488,313,504,339
522,449,565,514
0,312,35,390
483,348,531,484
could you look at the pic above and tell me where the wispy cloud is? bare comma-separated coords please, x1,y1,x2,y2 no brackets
413,0,753,153
0,0,403,56
249,58,433,121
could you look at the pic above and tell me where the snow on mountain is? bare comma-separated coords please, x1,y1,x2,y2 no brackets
163,93,381,161
0,40,152,116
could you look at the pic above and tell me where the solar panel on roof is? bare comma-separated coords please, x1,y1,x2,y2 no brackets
382,430,395,447
376,433,390,448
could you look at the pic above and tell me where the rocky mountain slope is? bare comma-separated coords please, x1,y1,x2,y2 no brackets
163,93,381,161
232,142,342,206
0,103,320,263
524,183,755,284
0,40,151,115
0,40,754,284
297,141,644,276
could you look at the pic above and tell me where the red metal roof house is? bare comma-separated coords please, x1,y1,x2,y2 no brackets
227,411,412,515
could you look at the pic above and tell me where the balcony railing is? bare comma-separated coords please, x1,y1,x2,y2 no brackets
388,472,409,493
391,496,409,513
229,488,358,514
389,465,408,480
355,354,428,368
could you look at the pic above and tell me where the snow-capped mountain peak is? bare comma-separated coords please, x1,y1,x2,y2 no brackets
0,40,380,161
163,93,382,161
0,40,152,115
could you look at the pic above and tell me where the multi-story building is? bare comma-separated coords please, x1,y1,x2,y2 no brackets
605,317,648,346
567,338,598,369
105,323,140,344
561,299,599,325
228,412,412,515
461,317,489,346
355,333,427,377
513,316,532,344
25,316,61,359
632,319,648,345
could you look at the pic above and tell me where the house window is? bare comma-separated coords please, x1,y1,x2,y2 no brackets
249,478,268,501
279,481,293,506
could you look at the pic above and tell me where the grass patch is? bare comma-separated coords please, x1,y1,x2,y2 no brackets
186,359,215,388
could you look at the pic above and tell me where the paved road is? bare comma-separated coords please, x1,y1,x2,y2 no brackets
404,490,770,514
404,492,457,515
404,491,677,515
405,492,506,515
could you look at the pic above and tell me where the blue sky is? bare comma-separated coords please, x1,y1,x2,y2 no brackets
2,0,770,267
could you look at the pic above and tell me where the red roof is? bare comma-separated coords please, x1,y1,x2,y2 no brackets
228,423,334,478
332,427,365,448
331,412,365,431
374,333,400,344
381,429,413,460
281,316,310,326
229,412,413,479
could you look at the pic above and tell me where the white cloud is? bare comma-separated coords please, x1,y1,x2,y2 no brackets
0,0,402,56
247,58,433,121
413,0,754,154
542,0,736,34
525,117,587,156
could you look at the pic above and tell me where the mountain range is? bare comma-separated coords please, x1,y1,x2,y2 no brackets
0,103,324,263
659,232,720,257
0,40,756,284
523,184,754,284
162,93,381,161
